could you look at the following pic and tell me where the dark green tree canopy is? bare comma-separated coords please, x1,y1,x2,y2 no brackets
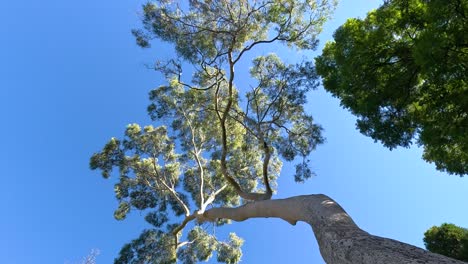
424,223,468,262
90,0,336,263
316,0,467,175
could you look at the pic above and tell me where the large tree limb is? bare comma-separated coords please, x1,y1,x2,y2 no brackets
215,52,272,201
198,194,465,264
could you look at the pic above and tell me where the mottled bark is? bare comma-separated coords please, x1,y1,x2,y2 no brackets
199,194,464,264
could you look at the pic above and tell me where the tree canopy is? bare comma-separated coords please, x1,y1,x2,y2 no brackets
315,0,467,175
90,0,336,263
424,223,468,262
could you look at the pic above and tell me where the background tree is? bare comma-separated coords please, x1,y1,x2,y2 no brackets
91,0,466,263
82,249,100,264
424,223,468,262
65,249,100,264
315,0,467,175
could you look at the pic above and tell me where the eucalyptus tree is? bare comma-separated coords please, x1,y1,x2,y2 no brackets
90,1,465,263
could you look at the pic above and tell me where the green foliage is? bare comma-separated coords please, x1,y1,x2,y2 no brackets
216,233,244,264
316,0,468,175
90,138,123,179
90,124,187,225
135,0,335,60
91,0,336,263
178,227,218,263
114,202,130,220
424,223,468,261
145,211,169,228
177,227,244,264
114,229,177,264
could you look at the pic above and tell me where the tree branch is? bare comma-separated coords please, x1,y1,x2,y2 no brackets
181,110,206,207
151,157,190,216
216,51,272,201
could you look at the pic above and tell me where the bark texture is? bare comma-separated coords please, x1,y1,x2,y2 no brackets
200,194,465,264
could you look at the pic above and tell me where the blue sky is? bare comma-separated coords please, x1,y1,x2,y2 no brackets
1,0,467,263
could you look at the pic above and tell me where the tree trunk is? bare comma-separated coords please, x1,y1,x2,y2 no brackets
200,194,465,264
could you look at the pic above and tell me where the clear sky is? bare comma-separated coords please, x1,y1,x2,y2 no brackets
1,0,467,263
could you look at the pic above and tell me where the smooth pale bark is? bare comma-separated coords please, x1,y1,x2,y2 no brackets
198,194,464,264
